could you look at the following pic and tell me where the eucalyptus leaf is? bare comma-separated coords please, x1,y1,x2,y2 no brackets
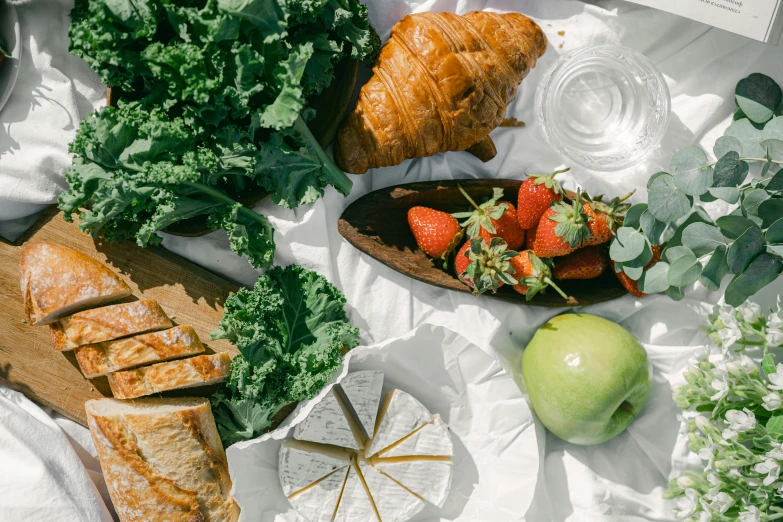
624,203,648,229
640,210,666,244
621,241,654,268
712,151,749,187
767,217,783,243
700,245,730,291
682,222,727,256
724,275,749,307
762,139,783,162
709,187,741,204
670,146,714,196
714,135,743,159
699,191,718,203
759,198,783,228
725,119,766,159
762,162,773,178
638,261,670,294
668,252,702,287
648,174,693,222
666,285,685,301
665,207,713,251
743,189,771,222
716,215,757,239
666,245,695,263
769,244,783,258
735,73,782,124
767,169,783,192
622,264,644,281
610,227,647,262
647,171,669,190
727,225,764,274
731,253,783,298
763,116,783,142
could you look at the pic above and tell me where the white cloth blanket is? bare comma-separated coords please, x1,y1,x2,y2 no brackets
1,1,783,521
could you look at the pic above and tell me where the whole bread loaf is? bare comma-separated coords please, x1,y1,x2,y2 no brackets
85,397,240,522
20,242,131,325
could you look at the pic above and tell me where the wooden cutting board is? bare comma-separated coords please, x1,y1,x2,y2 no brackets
0,207,240,427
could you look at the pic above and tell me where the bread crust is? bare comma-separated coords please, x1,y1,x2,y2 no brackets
20,242,131,325
51,299,172,351
107,352,231,399
75,326,205,378
85,398,240,522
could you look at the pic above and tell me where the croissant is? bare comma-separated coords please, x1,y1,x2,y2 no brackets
334,11,547,174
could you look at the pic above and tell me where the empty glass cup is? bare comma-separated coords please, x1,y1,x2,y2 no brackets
535,45,671,172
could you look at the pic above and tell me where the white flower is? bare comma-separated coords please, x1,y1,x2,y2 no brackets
768,364,783,390
768,441,783,461
703,491,732,513
763,392,783,411
738,354,757,373
767,327,783,348
718,305,739,328
769,311,783,330
754,458,781,486
693,511,712,522
726,408,756,432
710,378,729,401
738,505,760,522
739,301,762,323
675,488,699,518
716,327,741,347
687,347,711,366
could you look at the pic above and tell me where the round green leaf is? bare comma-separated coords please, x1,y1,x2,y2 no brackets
668,252,702,287
743,189,771,221
759,198,783,228
640,209,666,244
621,240,654,269
623,264,644,281
712,151,749,187
700,245,730,291
638,261,670,294
648,174,693,222
681,222,727,256
714,135,743,159
624,203,648,229
763,116,783,141
699,191,718,203
725,119,766,159
665,245,695,263
647,171,669,190
709,187,741,204
736,73,782,125
762,139,783,162
724,275,748,307
731,253,783,299
767,169,783,192
670,146,714,196
666,285,685,301
716,215,757,239
768,217,783,243
610,227,647,262
727,225,764,274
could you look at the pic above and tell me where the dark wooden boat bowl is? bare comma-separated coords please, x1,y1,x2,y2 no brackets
338,179,628,308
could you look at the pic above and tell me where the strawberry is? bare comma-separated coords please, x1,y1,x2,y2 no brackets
408,206,464,259
516,168,568,229
526,224,538,251
531,195,591,258
613,244,662,298
553,246,609,280
453,186,525,250
582,192,633,246
454,237,518,295
509,250,574,302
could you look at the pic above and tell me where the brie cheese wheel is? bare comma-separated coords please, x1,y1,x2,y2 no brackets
288,466,349,522
359,461,426,522
332,463,379,522
339,370,384,439
366,390,432,458
374,459,453,508
278,439,352,496
294,392,360,450
378,414,453,458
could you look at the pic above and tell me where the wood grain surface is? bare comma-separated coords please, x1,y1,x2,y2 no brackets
338,179,629,308
0,208,240,426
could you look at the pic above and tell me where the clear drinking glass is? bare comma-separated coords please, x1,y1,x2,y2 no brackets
535,45,671,172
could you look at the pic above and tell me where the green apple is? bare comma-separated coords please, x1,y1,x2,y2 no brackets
522,313,652,445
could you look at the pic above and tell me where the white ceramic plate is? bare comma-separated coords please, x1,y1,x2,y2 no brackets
0,4,21,114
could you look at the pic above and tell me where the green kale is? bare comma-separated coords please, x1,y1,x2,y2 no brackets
63,0,378,268
210,264,359,446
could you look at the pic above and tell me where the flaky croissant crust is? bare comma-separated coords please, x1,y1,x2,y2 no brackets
335,11,547,174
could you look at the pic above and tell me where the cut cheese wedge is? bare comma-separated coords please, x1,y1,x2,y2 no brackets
375,459,453,508
278,440,352,497
358,461,425,522
338,371,384,440
366,390,432,458
333,462,379,522
379,414,453,458
288,466,349,522
295,392,360,450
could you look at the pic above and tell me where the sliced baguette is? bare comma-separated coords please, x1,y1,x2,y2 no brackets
20,242,131,325
85,397,240,522
51,299,172,351
107,352,232,399
74,326,205,378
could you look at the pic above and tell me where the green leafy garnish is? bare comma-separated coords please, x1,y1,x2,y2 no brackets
210,264,359,446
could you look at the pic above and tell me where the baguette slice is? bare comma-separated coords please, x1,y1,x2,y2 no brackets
20,242,131,325
51,299,172,351
107,352,232,399
85,397,240,522
75,326,205,378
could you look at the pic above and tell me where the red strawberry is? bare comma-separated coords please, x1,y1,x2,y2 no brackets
408,206,464,259
453,186,525,250
454,237,519,295
582,192,633,246
553,246,609,280
532,196,591,258
516,168,568,229
613,244,662,298
526,224,538,250
509,250,574,302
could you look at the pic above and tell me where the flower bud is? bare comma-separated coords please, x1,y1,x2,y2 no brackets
695,415,711,432
677,476,696,488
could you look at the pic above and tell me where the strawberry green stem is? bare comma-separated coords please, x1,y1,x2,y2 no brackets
617,190,636,203
457,185,482,211
551,167,571,176
543,276,573,302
